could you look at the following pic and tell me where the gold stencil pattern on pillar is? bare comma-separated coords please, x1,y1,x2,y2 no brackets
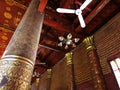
0,55,34,90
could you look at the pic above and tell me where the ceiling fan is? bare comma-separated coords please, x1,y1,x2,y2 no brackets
56,0,92,28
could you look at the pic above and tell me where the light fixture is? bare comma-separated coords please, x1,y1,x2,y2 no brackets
33,71,40,78
56,0,93,28
58,33,80,49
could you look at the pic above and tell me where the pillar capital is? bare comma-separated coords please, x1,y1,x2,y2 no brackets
84,36,96,51
36,78,40,83
36,77,40,90
47,68,52,90
65,52,73,65
65,52,75,90
47,68,52,79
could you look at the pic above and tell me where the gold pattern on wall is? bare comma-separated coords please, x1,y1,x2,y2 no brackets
4,12,12,19
17,12,22,16
3,33,7,35
1,36,8,40
6,7,11,11
4,20,9,23
14,17,21,26
3,24,10,27
14,2,27,10
0,27,13,33
0,55,34,90
5,0,15,6
5,0,27,10
0,43,7,48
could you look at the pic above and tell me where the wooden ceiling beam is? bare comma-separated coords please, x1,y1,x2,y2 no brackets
44,18,71,32
39,44,62,52
61,0,74,8
38,0,48,13
114,0,120,3
113,0,120,7
35,64,48,69
40,34,58,42
24,0,31,3
41,51,53,62
43,18,79,37
75,0,110,32
59,0,74,16
45,9,71,25
86,1,120,34
47,30,58,39
0,24,15,31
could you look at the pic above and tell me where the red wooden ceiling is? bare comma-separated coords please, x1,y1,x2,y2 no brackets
0,0,120,76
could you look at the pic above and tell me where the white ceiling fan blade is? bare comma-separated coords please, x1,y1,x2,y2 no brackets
78,14,86,28
56,8,75,14
80,0,92,10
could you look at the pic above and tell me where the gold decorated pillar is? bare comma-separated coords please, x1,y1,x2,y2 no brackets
84,36,107,90
65,52,76,90
47,68,52,90
36,78,40,90
0,0,44,89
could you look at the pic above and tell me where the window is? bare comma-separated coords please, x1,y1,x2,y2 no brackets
110,58,120,88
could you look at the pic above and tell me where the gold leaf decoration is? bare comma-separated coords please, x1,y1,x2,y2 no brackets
5,0,27,10
1,36,8,40
5,0,15,6
17,12,22,16
4,20,9,23
3,23,10,27
4,12,12,19
6,7,11,11
14,17,21,26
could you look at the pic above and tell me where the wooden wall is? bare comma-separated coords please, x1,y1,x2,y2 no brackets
39,72,48,90
37,12,120,90
50,59,67,90
73,42,93,90
94,12,120,90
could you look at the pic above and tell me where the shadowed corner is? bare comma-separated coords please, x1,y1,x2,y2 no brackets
0,75,8,88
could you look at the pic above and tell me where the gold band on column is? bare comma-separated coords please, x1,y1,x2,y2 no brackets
47,69,52,78
84,36,107,90
84,36,96,51
65,52,75,90
65,52,73,65
1,55,34,67
47,69,52,90
0,55,34,90
36,78,40,90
